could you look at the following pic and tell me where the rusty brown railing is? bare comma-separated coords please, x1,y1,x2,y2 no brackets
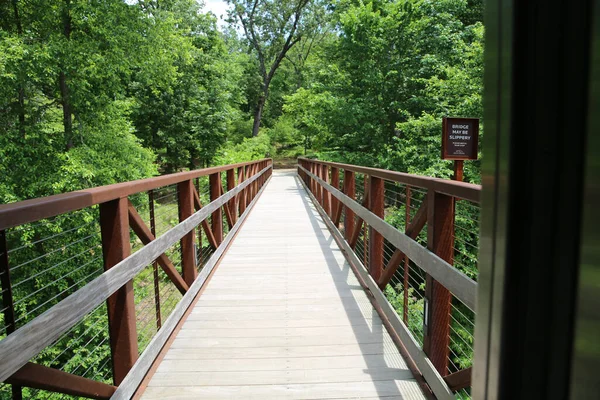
298,157,480,399
0,159,272,399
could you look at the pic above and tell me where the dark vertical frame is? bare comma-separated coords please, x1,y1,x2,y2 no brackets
474,0,593,398
569,1,600,397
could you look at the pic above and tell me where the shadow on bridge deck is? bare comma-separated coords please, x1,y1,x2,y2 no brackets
138,170,426,399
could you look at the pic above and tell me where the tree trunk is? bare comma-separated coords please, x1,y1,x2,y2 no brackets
12,0,25,138
60,0,73,150
252,95,266,137
59,72,73,150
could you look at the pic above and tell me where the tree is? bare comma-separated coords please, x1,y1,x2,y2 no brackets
130,0,243,171
226,0,322,136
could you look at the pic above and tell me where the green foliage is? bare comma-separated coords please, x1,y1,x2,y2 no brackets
214,133,274,165
283,0,484,178
130,1,245,171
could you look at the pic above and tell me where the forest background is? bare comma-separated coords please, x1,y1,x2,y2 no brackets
0,0,484,203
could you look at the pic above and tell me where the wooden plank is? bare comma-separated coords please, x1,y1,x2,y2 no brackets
6,362,116,399
299,164,477,311
156,353,408,373
175,325,388,338
180,317,383,330
0,165,271,383
162,342,395,360
141,380,424,400
443,367,472,392
147,367,415,386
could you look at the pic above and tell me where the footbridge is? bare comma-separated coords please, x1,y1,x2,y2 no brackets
0,158,479,399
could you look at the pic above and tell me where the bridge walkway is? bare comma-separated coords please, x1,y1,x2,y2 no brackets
139,170,426,399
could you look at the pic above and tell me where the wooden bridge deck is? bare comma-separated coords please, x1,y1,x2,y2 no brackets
139,170,426,399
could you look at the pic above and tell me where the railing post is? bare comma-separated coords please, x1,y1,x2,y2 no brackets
148,190,161,329
227,169,237,225
423,191,453,375
249,164,255,200
99,197,138,385
323,164,331,216
331,167,340,223
238,166,246,215
320,164,326,206
209,173,223,245
368,176,384,282
195,178,203,263
343,170,356,242
403,186,411,324
178,179,197,285
242,166,249,209
313,163,319,196
308,161,316,196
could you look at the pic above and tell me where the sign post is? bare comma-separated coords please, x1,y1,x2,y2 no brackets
441,117,479,182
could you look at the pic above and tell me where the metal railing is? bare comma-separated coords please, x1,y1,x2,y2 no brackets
0,159,272,399
298,157,480,399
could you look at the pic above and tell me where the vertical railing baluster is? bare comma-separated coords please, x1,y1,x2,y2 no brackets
362,176,369,268
331,167,341,225
0,230,22,400
209,172,223,245
178,180,197,285
250,163,258,200
368,176,384,282
99,198,138,385
237,166,246,216
247,165,254,200
195,178,202,266
343,170,356,243
323,164,331,217
148,190,161,329
403,186,411,324
423,190,454,376
319,164,325,206
310,162,315,194
244,165,251,208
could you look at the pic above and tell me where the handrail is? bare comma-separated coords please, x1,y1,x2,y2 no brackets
0,165,271,383
0,159,271,230
297,157,481,202
298,164,477,310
